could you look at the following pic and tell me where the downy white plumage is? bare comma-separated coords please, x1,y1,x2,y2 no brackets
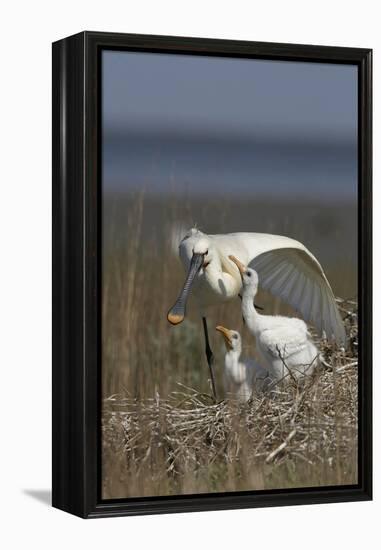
216,325,271,400
229,255,320,380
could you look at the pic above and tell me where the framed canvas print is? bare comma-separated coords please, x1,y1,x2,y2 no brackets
52,31,372,518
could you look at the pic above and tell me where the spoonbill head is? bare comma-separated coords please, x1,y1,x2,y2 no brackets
167,228,241,325
228,255,259,297
216,325,242,353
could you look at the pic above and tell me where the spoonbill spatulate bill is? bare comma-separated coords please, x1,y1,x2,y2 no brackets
229,256,321,380
216,325,272,400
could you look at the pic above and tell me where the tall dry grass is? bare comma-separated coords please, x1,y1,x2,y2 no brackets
102,191,358,498
102,314,358,498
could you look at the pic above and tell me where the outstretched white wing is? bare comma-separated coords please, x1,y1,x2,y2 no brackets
251,247,345,344
225,232,345,344
176,229,346,344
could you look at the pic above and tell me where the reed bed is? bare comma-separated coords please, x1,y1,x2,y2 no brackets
102,299,358,498
101,192,358,498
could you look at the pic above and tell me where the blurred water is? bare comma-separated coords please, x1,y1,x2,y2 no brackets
103,130,357,201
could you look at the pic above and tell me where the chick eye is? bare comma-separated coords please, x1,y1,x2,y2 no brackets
232,334,238,339
205,250,209,255
247,271,251,277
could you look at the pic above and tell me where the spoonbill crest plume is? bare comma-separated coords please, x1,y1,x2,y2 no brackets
229,256,321,380
216,325,271,400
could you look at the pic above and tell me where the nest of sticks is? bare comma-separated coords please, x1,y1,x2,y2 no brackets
102,298,358,495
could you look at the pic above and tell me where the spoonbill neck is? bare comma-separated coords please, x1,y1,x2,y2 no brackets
225,348,241,369
241,289,264,334
203,258,240,299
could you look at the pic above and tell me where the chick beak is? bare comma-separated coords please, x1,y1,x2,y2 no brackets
228,255,247,278
216,325,233,350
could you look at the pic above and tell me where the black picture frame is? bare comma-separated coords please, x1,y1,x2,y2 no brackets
52,31,372,519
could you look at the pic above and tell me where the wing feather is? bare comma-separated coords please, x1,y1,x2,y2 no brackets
280,269,302,303
261,259,290,286
270,263,296,294
291,271,307,309
250,248,345,344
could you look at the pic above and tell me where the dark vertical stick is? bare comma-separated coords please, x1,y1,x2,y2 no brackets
202,316,217,402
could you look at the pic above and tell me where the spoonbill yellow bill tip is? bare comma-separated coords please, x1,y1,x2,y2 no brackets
167,312,184,325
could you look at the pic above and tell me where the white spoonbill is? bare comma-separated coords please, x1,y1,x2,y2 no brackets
229,256,321,380
167,228,344,398
216,325,271,400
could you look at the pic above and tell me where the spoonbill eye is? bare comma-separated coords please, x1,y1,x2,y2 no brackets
232,334,238,339
247,271,251,277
